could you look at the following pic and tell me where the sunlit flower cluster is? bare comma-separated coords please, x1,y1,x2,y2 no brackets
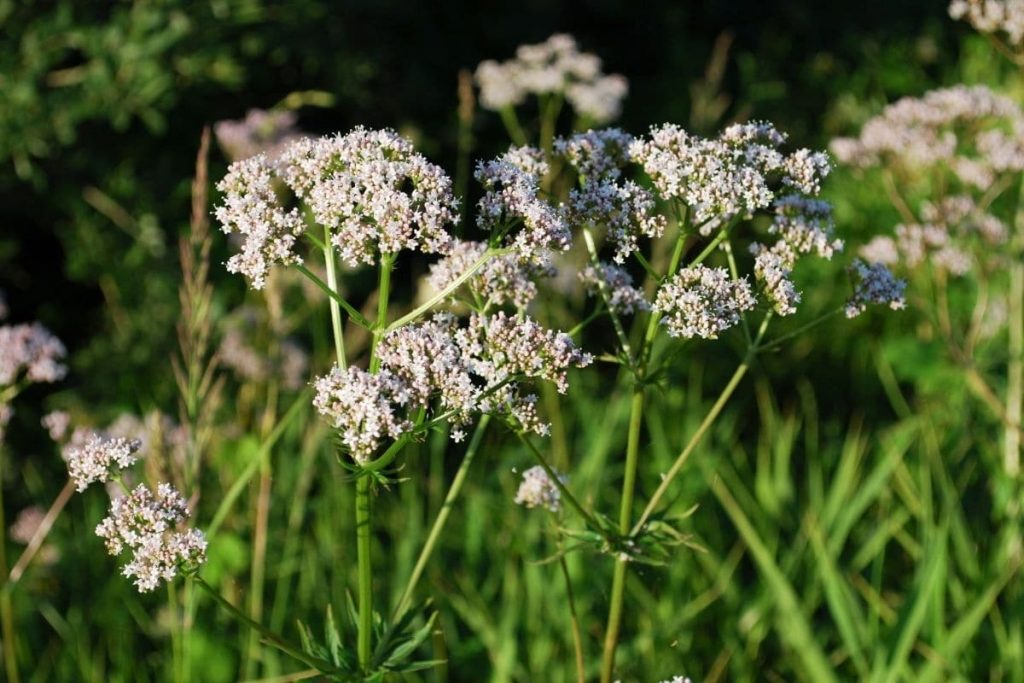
95,483,207,593
830,85,1024,189
653,266,757,339
476,146,571,261
950,0,1024,45
65,432,142,492
427,239,554,310
631,122,831,229
313,312,591,460
475,34,628,123
579,262,650,315
555,128,634,181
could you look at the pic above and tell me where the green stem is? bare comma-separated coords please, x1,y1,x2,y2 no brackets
392,415,491,620
601,214,690,683
582,227,633,360
294,263,370,330
169,581,184,683
355,476,373,670
386,249,507,333
758,308,842,353
632,314,771,535
559,552,586,683
499,106,529,147
322,226,348,369
193,577,337,673
516,432,613,543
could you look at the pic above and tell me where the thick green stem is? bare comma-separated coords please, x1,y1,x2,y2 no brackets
499,106,529,147
393,415,491,620
355,476,373,669
600,217,692,683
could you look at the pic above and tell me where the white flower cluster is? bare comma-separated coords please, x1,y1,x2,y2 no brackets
215,154,305,289
554,128,634,181
557,129,666,263
514,465,563,512
950,0,1024,44
65,433,142,492
475,34,628,123
279,129,458,266
476,146,571,262
214,108,305,163
313,313,592,460
658,677,694,683
653,266,757,339
831,85,1024,189
0,322,67,386
216,128,459,287
631,122,831,228
427,239,555,310
845,260,907,318
770,196,843,259
579,262,650,315
42,410,71,442
750,242,801,316
95,483,207,593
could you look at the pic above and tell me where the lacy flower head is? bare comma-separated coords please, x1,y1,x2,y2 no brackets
845,260,907,318
95,483,207,593
216,127,459,286
0,322,67,386
427,239,555,310
830,85,1024,189
556,129,666,263
476,146,571,262
475,33,628,124
65,432,142,492
630,121,831,229
514,465,563,513
653,266,757,339
950,0,1024,45
313,312,591,461
579,262,650,315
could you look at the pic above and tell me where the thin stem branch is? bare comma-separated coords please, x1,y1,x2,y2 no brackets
392,415,491,620
516,432,612,543
559,552,586,683
322,226,348,368
294,263,370,330
6,480,74,586
386,249,507,333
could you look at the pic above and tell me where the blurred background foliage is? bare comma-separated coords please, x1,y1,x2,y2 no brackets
3,0,1021,681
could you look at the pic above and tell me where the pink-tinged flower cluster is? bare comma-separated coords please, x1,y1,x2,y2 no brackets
555,128,634,181
278,128,458,266
216,128,459,287
845,260,907,318
750,242,801,316
476,146,571,262
831,85,1024,189
579,262,650,315
214,154,305,289
950,0,1024,45
475,34,628,123
427,239,554,310
514,465,563,512
95,483,207,593
0,322,67,386
653,266,757,339
65,433,142,492
312,367,415,462
313,312,592,460
630,121,831,229
214,108,305,163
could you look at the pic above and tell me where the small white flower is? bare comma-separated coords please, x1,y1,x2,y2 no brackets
514,465,563,512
